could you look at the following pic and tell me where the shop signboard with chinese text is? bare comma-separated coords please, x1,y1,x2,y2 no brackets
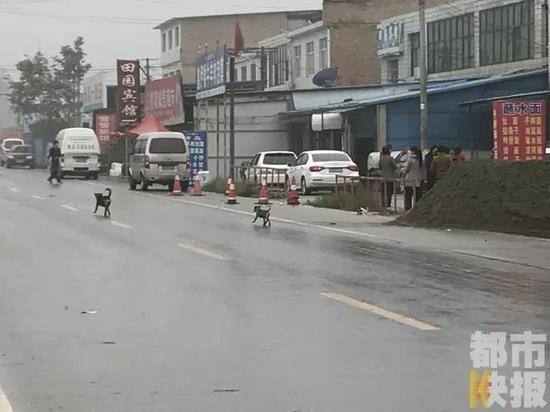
377,21,404,57
144,74,185,126
1,128,24,141
184,131,207,184
493,100,546,160
117,60,141,125
95,113,117,153
196,47,226,100
82,73,107,113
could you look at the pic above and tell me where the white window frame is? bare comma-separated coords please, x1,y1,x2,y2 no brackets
306,41,315,76
319,37,328,70
293,45,302,79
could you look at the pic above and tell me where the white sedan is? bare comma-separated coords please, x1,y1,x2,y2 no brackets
286,150,359,195
245,151,297,185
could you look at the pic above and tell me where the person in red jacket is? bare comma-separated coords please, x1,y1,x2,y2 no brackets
452,146,466,165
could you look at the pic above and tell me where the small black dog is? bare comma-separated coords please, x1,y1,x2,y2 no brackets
253,203,271,227
93,188,112,217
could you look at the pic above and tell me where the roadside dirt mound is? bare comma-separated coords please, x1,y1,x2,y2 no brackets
398,160,550,238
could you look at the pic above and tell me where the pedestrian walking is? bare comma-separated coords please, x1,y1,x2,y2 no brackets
401,147,422,211
379,145,397,208
452,146,466,165
47,141,62,184
431,146,451,183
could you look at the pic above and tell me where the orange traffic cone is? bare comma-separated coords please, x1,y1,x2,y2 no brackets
225,178,232,196
258,179,269,204
191,175,203,196
170,175,183,196
287,176,300,206
226,182,238,204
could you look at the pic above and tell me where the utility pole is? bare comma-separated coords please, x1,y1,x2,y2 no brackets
146,58,151,83
419,0,428,150
547,2,550,88
229,56,235,180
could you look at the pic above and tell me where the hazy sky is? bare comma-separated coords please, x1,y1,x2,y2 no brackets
0,0,321,77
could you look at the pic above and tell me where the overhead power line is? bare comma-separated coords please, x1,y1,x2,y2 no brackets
0,5,165,25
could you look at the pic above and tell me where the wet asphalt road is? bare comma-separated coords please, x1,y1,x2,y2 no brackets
0,168,549,412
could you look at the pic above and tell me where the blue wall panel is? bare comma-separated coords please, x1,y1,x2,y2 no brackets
385,71,547,151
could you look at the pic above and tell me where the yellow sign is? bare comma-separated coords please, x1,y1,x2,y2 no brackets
470,370,492,409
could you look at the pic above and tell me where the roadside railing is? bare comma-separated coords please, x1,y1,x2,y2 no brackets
335,175,420,213
233,165,288,191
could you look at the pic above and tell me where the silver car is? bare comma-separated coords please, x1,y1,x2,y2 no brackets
129,132,190,191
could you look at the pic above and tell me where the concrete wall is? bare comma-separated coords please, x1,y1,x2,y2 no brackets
378,0,548,83
323,0,447,86
194,91,291,177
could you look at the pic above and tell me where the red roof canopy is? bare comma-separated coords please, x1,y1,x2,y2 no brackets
127,113,169,136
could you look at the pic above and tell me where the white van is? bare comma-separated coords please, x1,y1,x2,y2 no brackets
129,132,190,191
55,128,101,179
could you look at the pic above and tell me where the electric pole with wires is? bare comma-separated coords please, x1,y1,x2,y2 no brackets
419,0,428,150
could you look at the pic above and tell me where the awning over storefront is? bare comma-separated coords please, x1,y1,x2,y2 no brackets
127,113,169,136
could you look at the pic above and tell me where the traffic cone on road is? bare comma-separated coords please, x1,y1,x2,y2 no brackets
191,175,203,196
170,175,183,196
226,182,238,204
225,178,232,196
258,179,269,204
287,176,300,206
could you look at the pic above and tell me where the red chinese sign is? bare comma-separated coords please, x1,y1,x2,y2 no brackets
95,113,117,153
1,128,24,140
117,59,141,125
144,74,185,125
493,100,546,161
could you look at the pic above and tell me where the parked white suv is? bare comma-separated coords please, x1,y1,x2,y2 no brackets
245,151,296,185
286,150,359,195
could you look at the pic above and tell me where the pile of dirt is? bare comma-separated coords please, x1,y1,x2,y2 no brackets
397,160,550,238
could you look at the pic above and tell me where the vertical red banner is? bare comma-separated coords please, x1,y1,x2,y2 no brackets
117,59,141,125
95,113,118,153
493,100,546,161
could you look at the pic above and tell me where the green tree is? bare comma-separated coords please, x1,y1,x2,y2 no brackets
53,36,92,125
7,37,92,136
7,51,58,124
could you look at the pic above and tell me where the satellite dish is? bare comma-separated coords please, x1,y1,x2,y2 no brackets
312,67,338,87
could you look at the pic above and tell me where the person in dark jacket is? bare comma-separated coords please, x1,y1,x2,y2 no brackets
378,145,397,208
424,145,438,190
47,141,62,183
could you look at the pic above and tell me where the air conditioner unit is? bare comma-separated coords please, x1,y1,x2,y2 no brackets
413,67,420,79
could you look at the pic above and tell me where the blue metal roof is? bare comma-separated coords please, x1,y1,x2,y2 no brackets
284,68,548,116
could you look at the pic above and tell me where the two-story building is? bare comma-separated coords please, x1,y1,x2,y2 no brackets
378,0,548,83
232,21,331,90
154,10,322,84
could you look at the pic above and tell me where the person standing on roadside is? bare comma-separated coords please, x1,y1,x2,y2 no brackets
452,146,466,164
431,146,452,183
401,146,422,211
47,141,62,184
424,145,437,190
379,145,397,208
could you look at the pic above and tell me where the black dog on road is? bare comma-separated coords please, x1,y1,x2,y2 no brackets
93,188,112,217
252,203,271,227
